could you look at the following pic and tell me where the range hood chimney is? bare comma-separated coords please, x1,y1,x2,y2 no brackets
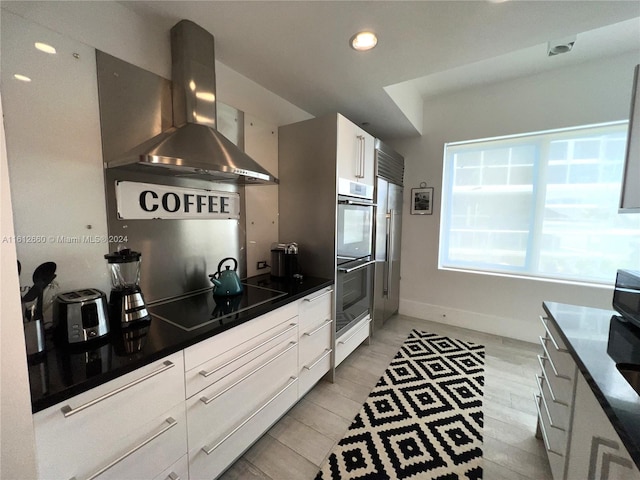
109,20,278,185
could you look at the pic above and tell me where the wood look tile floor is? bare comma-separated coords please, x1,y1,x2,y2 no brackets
220,314,553,480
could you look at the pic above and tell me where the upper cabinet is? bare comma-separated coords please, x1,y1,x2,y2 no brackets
336,114,375,195
620,64,640,213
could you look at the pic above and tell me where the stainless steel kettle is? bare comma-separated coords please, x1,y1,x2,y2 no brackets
209,257,243,296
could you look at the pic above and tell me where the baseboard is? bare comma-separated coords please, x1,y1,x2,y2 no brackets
399,299,540,344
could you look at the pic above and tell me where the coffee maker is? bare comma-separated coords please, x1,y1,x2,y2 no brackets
104,249,151,328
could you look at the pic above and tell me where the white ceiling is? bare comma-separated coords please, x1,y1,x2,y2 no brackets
120,1,640,140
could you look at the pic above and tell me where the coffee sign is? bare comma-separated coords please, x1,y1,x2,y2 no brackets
115,181,240,220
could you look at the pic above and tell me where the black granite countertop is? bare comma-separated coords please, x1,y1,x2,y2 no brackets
28,274,333,414
543,301,640,467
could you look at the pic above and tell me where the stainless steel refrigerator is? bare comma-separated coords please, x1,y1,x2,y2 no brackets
373,140,404,332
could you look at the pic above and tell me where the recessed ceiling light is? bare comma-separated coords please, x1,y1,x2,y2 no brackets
35,42,56,54
14,74,32,82
350,31,378,52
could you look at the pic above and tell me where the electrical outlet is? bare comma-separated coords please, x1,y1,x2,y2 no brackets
257,261,268,270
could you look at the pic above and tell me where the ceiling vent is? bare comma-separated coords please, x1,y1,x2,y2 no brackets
547,35,577,57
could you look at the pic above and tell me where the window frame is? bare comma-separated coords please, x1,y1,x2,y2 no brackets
439,120,633,285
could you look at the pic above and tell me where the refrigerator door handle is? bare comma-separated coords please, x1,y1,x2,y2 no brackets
383,210,392,296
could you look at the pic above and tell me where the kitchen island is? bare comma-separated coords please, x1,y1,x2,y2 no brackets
28,274,333,413
539,302,640,479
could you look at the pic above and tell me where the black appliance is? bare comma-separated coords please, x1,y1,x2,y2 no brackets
613,269,640,329
271,243,300,279
336,255,374,337
105,249,151,328
608,314,640,365
52,289,110,344
148,283,287,332
335,194,375,338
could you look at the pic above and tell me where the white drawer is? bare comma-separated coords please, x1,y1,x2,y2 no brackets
536,372,571,431
67,402,187,480
188,376,299,480
186,335,298,450
299,347,332,397
299,317,332,367
299,287,332,331
34,351,185,479
335,316,370,367
152,454,189,480
184,301,298,372
540,316,569,352
185,313,298,398
539,335,576,405
535,393,567,480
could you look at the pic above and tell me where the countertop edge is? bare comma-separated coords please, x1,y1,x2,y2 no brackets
30,277,334,414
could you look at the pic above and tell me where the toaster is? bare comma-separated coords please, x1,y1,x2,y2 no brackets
53,289,110,344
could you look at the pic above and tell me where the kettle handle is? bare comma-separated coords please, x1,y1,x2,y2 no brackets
217,257,238,273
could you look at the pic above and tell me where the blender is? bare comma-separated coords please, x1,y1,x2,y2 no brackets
104,248,151,327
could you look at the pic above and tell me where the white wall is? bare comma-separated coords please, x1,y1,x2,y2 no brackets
390,52,640,343
0,93,38,479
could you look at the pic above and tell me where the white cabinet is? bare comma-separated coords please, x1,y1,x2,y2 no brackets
298,287,333,397
566,373,640,480
184,303,300,479
32,286,334,480
536,313,640,480
336,114,375,193
335,315,371,367
33,351,187,480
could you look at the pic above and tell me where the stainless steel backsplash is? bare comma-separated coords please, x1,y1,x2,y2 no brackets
97,51,247,303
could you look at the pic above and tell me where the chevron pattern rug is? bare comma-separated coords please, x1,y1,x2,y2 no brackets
316,330,485,480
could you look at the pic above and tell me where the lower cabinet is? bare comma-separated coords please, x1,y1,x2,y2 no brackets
32,288,334,480
32,351,187,480
566,374,640,480
335,315,370,367
536,314,640,480
298,286,333,397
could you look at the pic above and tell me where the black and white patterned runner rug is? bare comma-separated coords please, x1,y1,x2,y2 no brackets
316,330,485,480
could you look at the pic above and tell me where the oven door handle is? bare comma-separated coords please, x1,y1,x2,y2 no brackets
338,260,376,273
338,199,376,207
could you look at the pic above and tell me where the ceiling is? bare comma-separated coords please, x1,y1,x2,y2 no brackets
120,1,640,140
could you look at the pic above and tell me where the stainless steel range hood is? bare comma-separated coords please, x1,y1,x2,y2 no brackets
107,20,277,185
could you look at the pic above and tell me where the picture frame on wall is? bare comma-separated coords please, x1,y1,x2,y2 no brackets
411,187,433,215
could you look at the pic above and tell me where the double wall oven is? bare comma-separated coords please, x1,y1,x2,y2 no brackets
335,183,375,338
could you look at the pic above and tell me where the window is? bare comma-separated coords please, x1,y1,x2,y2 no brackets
440,122,640,284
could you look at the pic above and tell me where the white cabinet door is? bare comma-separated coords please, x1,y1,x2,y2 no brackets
336,114,374,190
566,373,640,480
298,287,333,397
335,315,371,367
33,351,186,480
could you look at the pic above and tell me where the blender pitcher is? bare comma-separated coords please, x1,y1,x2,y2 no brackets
104,248,151,327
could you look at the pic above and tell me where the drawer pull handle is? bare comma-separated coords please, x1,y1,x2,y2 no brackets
200,342,298,405
533,394,564,457
534,376,565,432
539,316,568,353
536,372,569,407
304,349,332,371
539,337,572,381
338,319,370,345
199,323,297,378
303,319,332,337
202,376,298,455
167,473,181,480
69,417,177,480
61,361,175,417
304,288,333,302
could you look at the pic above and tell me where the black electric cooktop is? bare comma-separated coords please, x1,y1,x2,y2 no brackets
148,283,288,332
